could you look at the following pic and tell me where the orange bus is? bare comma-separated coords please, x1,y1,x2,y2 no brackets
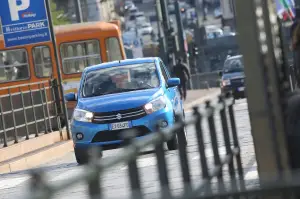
0,21,125,91
0,21,126,140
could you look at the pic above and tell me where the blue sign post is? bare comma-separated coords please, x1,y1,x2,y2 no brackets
0,0,51,47
0,0,71,138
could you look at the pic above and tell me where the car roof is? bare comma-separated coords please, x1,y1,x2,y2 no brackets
84,57,158,73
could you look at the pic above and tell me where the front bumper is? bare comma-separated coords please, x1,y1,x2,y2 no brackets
71,107,174,149
221,86,245,97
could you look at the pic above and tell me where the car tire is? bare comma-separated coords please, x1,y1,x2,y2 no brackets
74,148,88,165
167,112,187,150
167,134,178,150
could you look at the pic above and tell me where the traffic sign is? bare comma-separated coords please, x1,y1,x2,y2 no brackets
0,0,51,48
133,39,139,47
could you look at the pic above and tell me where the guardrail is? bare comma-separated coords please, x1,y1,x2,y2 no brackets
190,71,220,90
26,93,251,199
0,79,64,148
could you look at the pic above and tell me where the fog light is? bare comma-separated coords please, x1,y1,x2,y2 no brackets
160,120,168,128
76,133,84,140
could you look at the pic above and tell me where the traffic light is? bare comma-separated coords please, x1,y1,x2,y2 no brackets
167,35,175,53
192,44,199,56
167,28,175,53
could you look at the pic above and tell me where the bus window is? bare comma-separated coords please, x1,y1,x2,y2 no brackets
60,40,101,74
0,49,29,82
32,46,52,78
105,37,122,62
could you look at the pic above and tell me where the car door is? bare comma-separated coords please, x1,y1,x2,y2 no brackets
159,61,181,114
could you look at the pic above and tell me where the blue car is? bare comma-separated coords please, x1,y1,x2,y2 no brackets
65,57,187,164
219,55,246,99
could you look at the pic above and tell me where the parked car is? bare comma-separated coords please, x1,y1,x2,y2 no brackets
124,0,136,11
137,22,153,35
127,7,138,16
214,7,222,18
65,57,187,164
205,25,224,39
219,55,245,99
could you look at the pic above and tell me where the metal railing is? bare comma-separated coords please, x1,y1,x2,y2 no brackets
26,93,253,199
0,79,64,148
190,71,220,90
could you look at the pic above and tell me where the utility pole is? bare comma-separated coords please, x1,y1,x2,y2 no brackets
45,0,71,138
74,0,83,23
159,0,175,67
155,0,167,64
194,0,207,72
174,0,193,89
174,0,187,62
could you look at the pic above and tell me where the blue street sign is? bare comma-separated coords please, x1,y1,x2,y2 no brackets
0,0,51,48
133,39,139,47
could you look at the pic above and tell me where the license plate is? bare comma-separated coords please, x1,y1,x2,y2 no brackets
110,121,131,131
238,87,245,91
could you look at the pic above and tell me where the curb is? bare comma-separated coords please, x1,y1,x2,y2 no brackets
0,141,73,174
184,89,221,112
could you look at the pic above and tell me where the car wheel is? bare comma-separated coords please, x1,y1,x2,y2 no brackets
167,134,178,150
74,148,88,165
167,112,187,150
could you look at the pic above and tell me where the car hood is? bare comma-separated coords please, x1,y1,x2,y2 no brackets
77,88,163,113
222,72,245,80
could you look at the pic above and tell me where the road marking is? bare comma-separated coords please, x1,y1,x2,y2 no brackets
192,146,227,160
120,146,228,170
0,176,30,190
49,167,84,182
120,156,157,170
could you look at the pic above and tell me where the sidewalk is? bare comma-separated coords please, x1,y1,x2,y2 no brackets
184,88,220,111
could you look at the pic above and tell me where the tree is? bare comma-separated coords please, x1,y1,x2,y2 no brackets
50,0,70,26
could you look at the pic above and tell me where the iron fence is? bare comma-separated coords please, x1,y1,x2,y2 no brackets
25,92,254,199
0,79,64,148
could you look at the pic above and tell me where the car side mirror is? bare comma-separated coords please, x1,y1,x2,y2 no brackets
218,71,223,77
167,78,180,87
65,92,77,101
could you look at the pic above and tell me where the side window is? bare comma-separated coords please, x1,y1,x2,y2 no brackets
32,46,52,78
60,40,101,74
0,49,29,82
105,37,123,62
159,62,168,83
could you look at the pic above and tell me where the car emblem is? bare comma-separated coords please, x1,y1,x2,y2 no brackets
116,113,122,120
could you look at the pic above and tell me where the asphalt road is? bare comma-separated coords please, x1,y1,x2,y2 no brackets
0,98,258,199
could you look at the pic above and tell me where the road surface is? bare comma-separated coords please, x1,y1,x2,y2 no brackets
0,98,257,199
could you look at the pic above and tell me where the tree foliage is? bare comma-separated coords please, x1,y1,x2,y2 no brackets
50,0,70,26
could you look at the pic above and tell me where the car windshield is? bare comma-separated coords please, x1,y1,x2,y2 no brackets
82,63,160,98
223,56,244,73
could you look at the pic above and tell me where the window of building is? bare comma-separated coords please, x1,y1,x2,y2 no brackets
0,49,29,82
105,37,122,62
32,46,52,78
60,40,101,74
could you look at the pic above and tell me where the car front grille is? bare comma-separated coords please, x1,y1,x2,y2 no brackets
91,126,151,143
230,78,245,87
92,107,147,124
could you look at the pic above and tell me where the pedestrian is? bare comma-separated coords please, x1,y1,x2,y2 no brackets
173,58,191,101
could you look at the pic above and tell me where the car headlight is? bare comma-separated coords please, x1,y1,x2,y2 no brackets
144,96,166,114
73,109,94,122
222,79,231,86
